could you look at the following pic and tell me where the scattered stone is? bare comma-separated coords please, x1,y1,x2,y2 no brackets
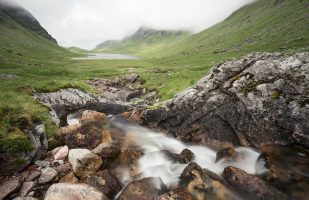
54,163,71,176
44,183,108,200
38,167,58,184
26,171,41,182
53,145,69,160
223,166,289,200
117,177,165,200
68,149,103,178
145,91,157,100
0,176,22,200
179,148,195,164
34,160,50,169
216,147,238,162
179,162,212,199
80,110,106,124
92,143,121,160
86,170,121,199
19,181,37,197
59,172,79,184
0,73,17,79
156,188,195,200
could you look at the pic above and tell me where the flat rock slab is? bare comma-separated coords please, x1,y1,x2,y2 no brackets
44,183,108,200
0,176,22,200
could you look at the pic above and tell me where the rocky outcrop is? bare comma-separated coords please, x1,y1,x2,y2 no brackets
144,52,309,149
34,88,131,126
0,124,48,175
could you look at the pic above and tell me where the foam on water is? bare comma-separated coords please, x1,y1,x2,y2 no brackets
109,116,261,187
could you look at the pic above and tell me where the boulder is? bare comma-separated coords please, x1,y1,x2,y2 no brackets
216,147,238,162
223,166,289,200
53,145,69,160
19,181,37,197
257,144,309,199
44,183,108,200
155,188,195,200
68,149,102,178
38,167,58,184
0,176,22,200
179,148,195,164
59,172,79,184
26,171,41,182
179,162,212,199
117,177,165,200
86,170,121,199
13,197,38,200
80,110,106,124
143,52,309,149
54,163,71,176
92,143,121,159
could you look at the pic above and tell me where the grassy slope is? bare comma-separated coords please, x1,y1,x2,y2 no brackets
0,0,308,154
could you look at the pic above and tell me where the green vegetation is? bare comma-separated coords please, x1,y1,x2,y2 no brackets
0,0,308,153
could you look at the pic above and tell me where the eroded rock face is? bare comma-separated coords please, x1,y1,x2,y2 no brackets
44,183,108,200
144,52,309,149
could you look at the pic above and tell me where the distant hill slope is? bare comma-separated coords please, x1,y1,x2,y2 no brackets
148,0,308,63
0,0,70,61
94,26,191,54
66,46,89,54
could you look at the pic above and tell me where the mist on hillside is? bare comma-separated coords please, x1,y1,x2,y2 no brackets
11,0,255,49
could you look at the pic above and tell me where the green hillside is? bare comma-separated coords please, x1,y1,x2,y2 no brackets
147,0,308,62
94,26,191,55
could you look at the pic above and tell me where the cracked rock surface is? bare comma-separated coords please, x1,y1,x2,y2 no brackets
144,52,309,149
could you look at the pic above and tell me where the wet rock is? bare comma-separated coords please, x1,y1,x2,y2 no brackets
19,181,37,197
68,149,102,179
80,110,106,124
60,121,105,149
26,171,41,182
257,144,309,200
86,170,121,199
92,143,121,160
0,176,22,200
216,147,238,162
44,183,108,200
53,145,68,160
155,188,195,200
179,162,212,199
54,163,71,176
59,172,79,184
117,177,165,200
0,124,48,175
13,197,38,200
223,166,289,200
38,167,58,184
179,148,195,164
143,52,309,149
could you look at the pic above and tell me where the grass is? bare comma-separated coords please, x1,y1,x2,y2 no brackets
0,0,308,154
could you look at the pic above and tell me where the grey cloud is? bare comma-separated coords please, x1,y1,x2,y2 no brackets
12,0,255,50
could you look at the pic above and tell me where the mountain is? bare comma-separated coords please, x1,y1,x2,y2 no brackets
0,0,69,61
0,0,56,43
94,26,191,54
144,0,308,63
66,46,89,54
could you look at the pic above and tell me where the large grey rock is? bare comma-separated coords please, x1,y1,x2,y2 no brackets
144,52,309,149
38,167,58,184
44,183,108,200
34,88,131,125
68,149,103,178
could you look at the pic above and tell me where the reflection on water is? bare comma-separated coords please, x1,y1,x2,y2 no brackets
72,53,142,60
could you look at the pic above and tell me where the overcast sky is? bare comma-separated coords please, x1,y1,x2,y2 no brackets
12,0,254,50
